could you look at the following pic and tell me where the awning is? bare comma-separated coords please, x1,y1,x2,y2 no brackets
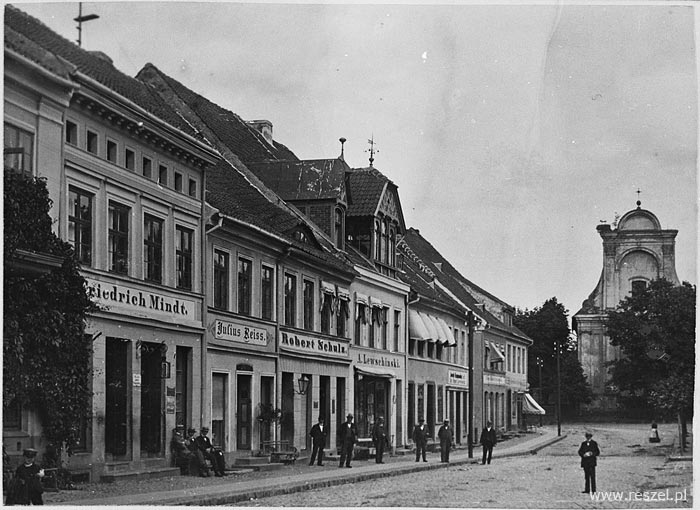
355,366,394,379
418,311,439,343
409,309,430,340
437,317,457,346
489,342,505,362
523,393,546,415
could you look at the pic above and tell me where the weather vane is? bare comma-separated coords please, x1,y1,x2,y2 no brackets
365,135,379,168
74,2,99,48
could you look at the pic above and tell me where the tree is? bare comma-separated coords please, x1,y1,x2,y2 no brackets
515,297,592,412
3,172,96,456
606,279,695,435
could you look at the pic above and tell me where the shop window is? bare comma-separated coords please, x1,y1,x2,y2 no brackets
175,347,190,431
4,123,33,175
437,386,444,422
68,187,93,265
143,214,163,283
303,280,314,330
86,129,98,154
108,202,129,274
143,157,152,179
125,148,135,171
65,120,78,145
417,384,425,421
238,257,252,315
213,250,229,309
408,338,415,356
107,139,117,163
176,226,193,290
261,266,274,320
284,274,297,327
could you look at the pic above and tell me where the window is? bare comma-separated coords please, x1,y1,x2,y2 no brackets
125,149,135,171
86,130,98,154
4,123,33,174
393,310,401,351
107,140,117,163
381,220,388,263
188,178,197,198
144,214,163,283
335,208,344,249
261,266,274,320
337,299,349,338
66,121,78,145
354,304,364,346
213,250,229,309
389,228,396,266
284,274,297,327
417,340,425,358
238,258,252,315
158,165,168,186
3,399,22,430
108,202,129,274
369,308,377,348
175,172,183,192
427,342,435,359
321,292,333,335
374,219,381,260
68,187,92,264
631,280,647,296
437,386,444,422
143,157,152,179
436,343,443,360
408,338,416,356
176,226,193,290
303,280,314,330
381,308,388,349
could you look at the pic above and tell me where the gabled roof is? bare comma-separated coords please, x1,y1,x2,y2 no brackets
247,159,349,201
5,24,74,80
137,63,297,164
346,167,389,217
5,5,200,140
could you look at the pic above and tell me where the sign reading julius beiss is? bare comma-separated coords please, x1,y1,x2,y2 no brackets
214,319,268,346
279,331,349,358
86,278,197,323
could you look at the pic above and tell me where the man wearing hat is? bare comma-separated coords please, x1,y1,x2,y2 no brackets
438,419,454,463
195,427,225,477
372,416,389,464
338,413,357,468
412,418,429,462
578,432,600,494
308,416,328,466
6,448,45,505
480,421,497,465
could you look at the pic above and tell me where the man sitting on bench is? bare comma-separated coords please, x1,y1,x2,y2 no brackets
195,427,226,477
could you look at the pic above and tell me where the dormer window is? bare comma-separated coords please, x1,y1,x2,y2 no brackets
335,207,344,249
293,229,307,243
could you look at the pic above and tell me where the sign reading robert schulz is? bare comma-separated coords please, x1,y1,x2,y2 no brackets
279,331,349,358
214,319,269,346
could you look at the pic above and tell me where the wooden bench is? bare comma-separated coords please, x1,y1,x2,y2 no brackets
262,440,298,464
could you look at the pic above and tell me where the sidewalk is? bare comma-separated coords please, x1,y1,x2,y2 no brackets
49,429,565,506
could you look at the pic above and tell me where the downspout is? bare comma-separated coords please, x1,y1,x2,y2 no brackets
405,294,419,448
200,178,209,430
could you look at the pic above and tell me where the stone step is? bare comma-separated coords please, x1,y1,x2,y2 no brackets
231,456,271,466
100,466,180,483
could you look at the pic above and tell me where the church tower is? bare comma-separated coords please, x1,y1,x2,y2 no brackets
573,200,680,411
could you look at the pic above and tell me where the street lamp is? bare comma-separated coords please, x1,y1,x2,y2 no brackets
296,375,310,396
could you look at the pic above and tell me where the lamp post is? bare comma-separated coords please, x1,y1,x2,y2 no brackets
555,342,561,437
296,375,310,395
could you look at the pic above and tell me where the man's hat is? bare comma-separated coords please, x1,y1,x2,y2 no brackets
444,419,450,423
347,413,353,419
201,427,209,432
419,417,425,423
187,427,196,434
23,448,37,458
318,416,325,421
585,432,593,438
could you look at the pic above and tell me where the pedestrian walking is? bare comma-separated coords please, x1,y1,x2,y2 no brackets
308,416,327,466
438,419,454,463
5,448,45,505
578,431,600,494
412,417,429,462
338,413,357,468
372,416,389,464
195,427,226,477
480,421,497,465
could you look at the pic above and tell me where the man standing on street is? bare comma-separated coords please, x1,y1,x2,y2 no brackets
578,432,600,494
338,413,357,468
480,421,497,465
372,416,389,464
308,416,327,466
438,419,454,463
413,417,429,462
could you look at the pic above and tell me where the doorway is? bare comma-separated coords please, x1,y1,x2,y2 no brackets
426,383,435,438
236,374,252,450
260,376,274,447
212,373,228,450
140,342,163,456
105,338,129,459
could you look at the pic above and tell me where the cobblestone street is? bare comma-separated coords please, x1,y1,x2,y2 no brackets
237,423,692,508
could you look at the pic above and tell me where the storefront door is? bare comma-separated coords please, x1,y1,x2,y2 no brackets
236,374,252,450
105,338,129,459
140,342,163,456
212,373,227,449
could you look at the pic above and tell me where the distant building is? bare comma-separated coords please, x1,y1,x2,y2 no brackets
573,201,680,411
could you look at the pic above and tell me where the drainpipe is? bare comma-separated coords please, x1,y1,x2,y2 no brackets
405,294,419,449
467,311,474,459
200,178,209,431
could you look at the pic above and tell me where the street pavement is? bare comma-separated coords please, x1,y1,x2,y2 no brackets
43,422,691,507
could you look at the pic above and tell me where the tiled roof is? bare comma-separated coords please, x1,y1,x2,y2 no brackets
5,25,74,80
398,249,463,315
346,167,389,217
246,159,348,201
137,63,297,164
5,5,200,139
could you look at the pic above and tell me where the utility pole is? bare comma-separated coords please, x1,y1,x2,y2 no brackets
74,3,99,48
467,311,474,458
556,342,561,437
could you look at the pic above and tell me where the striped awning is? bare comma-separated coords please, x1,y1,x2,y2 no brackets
409,309,431,340
437,317,457,346
489,342,505,362
523,393,546,415
418,311,439,343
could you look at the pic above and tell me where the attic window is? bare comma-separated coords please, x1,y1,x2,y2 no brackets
293,229,307,243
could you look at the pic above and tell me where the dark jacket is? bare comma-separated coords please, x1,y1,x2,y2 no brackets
339,421,357,446
578,439,600,467
413,424,429,446
372,422,388,446
480,427,497,446
438,424,453,445
195,434,214,452
309,423,328,447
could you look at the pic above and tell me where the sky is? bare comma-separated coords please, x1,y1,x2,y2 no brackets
14,0,698,315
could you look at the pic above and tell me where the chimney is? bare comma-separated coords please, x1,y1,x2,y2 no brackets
246,120,273,145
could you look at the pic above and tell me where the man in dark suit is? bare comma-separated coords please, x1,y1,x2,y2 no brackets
438,419,454,463
195,427,225,477
578,432,600,493
372,416,389,464
308,416,327,466
338,413,357,468
480,421,497,465
412,417,429,462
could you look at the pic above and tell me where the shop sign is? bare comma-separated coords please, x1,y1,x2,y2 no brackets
356,352,401,370
484,373,506,386
86,278,197,324
448,370,468,387
213,319,269,346
279,331,349,358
